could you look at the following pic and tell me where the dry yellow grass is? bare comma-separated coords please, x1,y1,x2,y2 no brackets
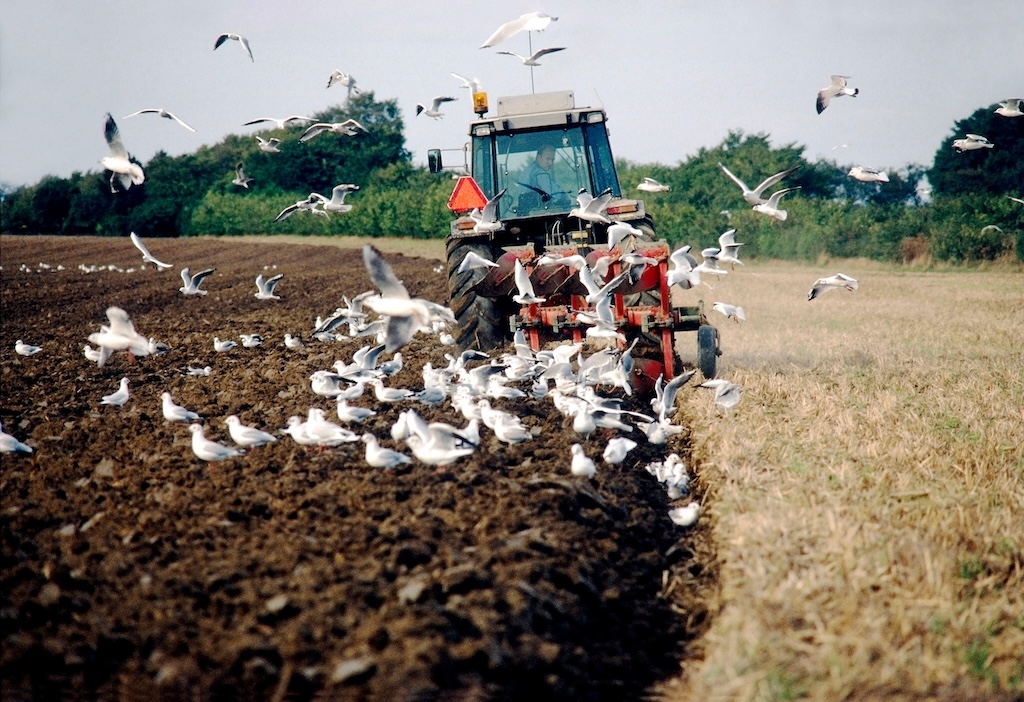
662,260,1024,701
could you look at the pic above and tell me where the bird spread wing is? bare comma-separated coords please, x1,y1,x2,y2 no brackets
431,96,457,110
718,163,750,193
104,114,128,159
363,246,410,300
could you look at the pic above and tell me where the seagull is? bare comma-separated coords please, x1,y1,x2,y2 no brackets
213,32,253,62
952,134,994,152
637,177,670,193
129,232,173,270
337,399,376,424
1008,196,1024,206
240,334,264,348
225,415,277,447
213,337,237,352
667,245,701,290
123,108,196,132
668,501,701,527
284,333,304,349
718,163,798,206
299,119,368,142
0,420,33,454
480,11,558,48
416,96,457,119
994,98,1023,118
848,166,889,183
189,424,244,461
243,115,315,130
716,229,745,268
496,47,566,66
232,163,253,188
606,221,644,250
603,437,637,465
148,337,169,355
457,250,500,273
361,245,455,353
710,381,742,411
254,273,284,300
304,408,359,446
361,434,412,469
712,302,746,322
83,344,102,363
469,188,505,234
570,188,613,224
101,113,145,193
274,194,328,222
256,136,281,153
570,444,597,478
320,184,360,213
512,259,545,305
15,340,42,356
326,69,361,98
100,377,130,406
450,72,483,92
808,273,859,301
816,75,858,113
179,267,215,295
650,369,697,424
87,306,150,366
161,392,200,422
694,248,729,286
186,366,212,376
752,187,801,222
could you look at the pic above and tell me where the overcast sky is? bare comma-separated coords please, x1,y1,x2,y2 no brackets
2,0,1021,189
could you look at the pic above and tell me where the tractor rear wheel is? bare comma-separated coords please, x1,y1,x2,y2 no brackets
697,324,719,379
446,238,510,351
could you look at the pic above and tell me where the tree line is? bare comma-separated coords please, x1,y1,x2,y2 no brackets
2,96,1021,263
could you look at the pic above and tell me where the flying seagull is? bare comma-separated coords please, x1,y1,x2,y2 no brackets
179,267,216,295
480,12,558,48
469,188,506,234
451,72,483,92
416,96,457,119
299,119,368,142
637,177,670,193
512,258,545,305
808,273,859,301
214,32,253,62
994,98,1023,118
129,232,172,270
496,47,566,66
952,134,994,152
752,186,801,222
718,163,798,206
326,69,361,99
101,113,144,193
816,75,858,114
321,184,359,214
256,136,281,153
254,273,284,300
123,108,196,132
232,163,253,189
848,166,889,183
243,115,315,130
275,193,329,222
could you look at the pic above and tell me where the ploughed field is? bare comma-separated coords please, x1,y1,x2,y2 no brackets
0,235,714,701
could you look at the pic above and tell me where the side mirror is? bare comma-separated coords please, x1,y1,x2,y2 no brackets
427,149,443,174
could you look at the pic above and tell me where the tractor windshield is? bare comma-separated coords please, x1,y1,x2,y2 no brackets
473,121,621,219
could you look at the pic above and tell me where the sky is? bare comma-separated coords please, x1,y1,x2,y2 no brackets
1,0,1022,189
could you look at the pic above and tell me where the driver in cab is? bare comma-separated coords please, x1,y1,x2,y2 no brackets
520,144,571,209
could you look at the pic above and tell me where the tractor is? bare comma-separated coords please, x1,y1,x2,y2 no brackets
428,89,719,392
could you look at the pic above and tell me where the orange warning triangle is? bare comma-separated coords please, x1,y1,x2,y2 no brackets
447,176,488,213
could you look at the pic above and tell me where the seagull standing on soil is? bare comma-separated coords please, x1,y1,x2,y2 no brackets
0,421,33,454
362,433,413,469
161,392,200,422
190,424,244,461
100,377,131,406
240,334,263,348
179,267,215,295
123,108,196,132
603,437,638,465
254,273,284,300
130,232,173,270
101,113,145,193
808,273,859,300
816,75,859,113
15,340,42,356
668,501,701,527
570,444,597,478
416,96,457,119
213,337,237,352
214,32,253,62
718,163,798,206
225,415,278,447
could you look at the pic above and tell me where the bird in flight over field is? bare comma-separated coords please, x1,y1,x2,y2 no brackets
416,96,457,119
214,32,253,62
816,75,859,113
480,12,558,48
124,108,196,132
497,47,565,66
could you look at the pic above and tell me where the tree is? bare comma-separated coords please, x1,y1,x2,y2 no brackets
929,104,1024,197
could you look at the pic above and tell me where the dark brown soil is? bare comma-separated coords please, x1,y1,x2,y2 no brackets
0,235,716,702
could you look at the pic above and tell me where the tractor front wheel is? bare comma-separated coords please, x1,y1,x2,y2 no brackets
446,238,510,352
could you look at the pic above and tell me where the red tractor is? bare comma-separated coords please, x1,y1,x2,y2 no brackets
429,90,719,391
